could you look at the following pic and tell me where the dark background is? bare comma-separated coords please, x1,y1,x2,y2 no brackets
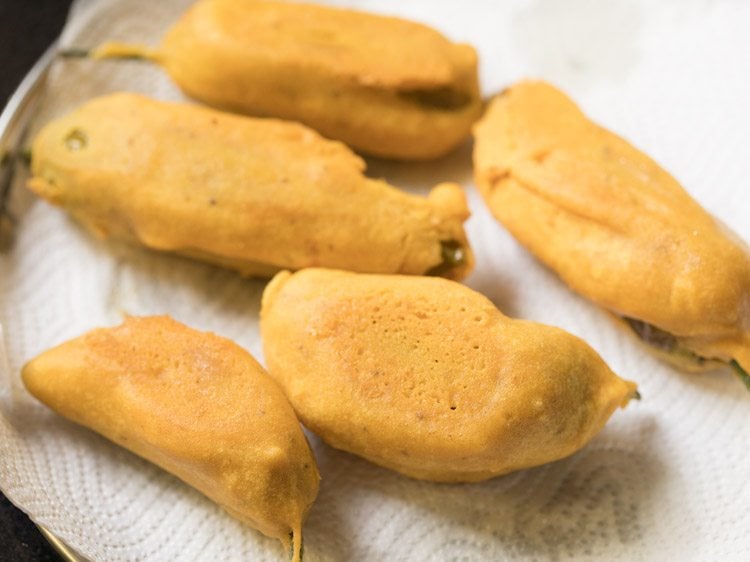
1,2,74,559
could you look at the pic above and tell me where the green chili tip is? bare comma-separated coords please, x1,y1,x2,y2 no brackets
20,148,32,165
1,149,32,166
622,317,709,367
426,240,466,277
729,360,750,392
625,317,750,392
64,129,88,151
399,86,472,110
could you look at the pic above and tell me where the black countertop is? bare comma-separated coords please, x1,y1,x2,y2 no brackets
1,2,74,560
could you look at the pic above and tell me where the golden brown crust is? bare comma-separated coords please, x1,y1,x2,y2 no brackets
261,269,636,482
473,80,750,373
28,93,473,279
172,0,458,90
22,316,319,561
156,0,482,160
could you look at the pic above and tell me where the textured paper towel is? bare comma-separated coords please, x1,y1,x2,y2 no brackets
1,0,749,560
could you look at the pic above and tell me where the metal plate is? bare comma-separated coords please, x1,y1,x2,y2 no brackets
0,39,86,562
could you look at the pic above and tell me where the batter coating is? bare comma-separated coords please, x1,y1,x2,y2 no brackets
22,316,319,562
92,0,483,161
28,93,473,279
261,269,637,482
473,80,750,384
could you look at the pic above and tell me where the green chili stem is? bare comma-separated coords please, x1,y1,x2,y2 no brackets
59,48,91,59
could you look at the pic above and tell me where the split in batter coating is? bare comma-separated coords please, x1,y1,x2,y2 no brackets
261,268,637,483
28,92,473,279
22,316,320,562
473,80,750,388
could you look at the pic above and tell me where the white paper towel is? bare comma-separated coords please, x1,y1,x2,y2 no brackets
1,0,749,560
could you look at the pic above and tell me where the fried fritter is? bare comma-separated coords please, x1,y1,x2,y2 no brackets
92,0,482,160
29,93,473,279
473,80,750,386
22,316,319,561
261,269,637,482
